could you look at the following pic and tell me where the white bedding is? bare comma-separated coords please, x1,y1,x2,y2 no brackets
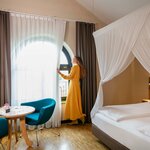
92,112,150,150
138,126,150,137
99,102,150,121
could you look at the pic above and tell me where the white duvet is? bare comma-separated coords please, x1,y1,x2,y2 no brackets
138,126,150,137
99,102,150,121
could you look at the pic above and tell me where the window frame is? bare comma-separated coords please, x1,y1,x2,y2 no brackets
60,46,72,71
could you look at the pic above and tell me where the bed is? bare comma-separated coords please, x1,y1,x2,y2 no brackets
91,103,150,150
91,4,150,150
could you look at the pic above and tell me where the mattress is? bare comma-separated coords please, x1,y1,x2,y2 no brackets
92,112,150,150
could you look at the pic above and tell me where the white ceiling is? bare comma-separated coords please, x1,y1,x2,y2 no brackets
76,0,150,24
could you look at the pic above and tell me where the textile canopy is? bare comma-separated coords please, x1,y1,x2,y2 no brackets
91,4,150,118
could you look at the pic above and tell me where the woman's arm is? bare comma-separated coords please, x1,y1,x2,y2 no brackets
57,65,77,80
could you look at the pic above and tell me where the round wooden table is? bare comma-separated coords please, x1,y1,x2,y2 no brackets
0,106,35,150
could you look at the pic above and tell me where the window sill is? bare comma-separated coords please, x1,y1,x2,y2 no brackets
61,101,66,104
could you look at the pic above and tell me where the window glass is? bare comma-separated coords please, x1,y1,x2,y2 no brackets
60,51,68,64
16,39,72,102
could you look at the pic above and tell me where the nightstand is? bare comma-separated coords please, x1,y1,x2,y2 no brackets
142,99,150,102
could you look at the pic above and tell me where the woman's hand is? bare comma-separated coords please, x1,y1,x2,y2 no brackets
57,68,61,74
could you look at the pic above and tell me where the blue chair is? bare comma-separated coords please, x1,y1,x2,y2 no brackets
21,98,56,146
0,118,8,149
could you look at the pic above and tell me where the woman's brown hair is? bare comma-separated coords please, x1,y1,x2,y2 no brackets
75,56,86,79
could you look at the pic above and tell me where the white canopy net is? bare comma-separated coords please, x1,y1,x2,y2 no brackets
91,4,150,119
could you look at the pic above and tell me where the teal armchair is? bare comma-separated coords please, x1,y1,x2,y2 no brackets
21,98,56,146
0,118,8,149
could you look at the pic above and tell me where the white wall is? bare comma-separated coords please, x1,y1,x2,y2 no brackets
0,0,104,54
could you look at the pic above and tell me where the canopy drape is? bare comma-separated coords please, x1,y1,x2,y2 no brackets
132,14,150,73
91,4,150,119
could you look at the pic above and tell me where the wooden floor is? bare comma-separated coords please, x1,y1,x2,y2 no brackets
1,123,109,150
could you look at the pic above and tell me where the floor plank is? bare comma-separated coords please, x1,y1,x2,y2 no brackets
1,123,109,150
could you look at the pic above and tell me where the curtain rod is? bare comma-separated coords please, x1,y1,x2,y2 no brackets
0,8,97,24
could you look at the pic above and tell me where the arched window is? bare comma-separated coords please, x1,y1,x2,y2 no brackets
13,37,72,104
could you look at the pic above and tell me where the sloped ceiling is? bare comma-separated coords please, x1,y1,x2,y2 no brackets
76,0,150,24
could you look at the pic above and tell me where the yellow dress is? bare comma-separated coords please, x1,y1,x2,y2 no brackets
60,64,85,121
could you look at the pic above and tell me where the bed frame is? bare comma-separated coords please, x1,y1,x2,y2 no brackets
92,124,129,150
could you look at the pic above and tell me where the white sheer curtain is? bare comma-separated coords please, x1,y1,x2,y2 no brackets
91,5,150,118
10,13,66,127
132,14,150,73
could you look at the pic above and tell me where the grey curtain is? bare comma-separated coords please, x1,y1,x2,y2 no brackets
0,11,11,106
76,22,97,123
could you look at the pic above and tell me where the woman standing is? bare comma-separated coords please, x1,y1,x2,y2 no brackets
57,56,86,124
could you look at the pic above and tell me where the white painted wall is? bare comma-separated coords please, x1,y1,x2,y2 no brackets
0,0,104,54
76,0,150,24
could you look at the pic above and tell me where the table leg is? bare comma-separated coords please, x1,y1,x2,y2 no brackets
7,119,12,150
20,117,32,147
14,119,18,143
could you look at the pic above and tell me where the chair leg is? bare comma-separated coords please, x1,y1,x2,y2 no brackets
0,140,5,150
51,128,60,136
35,129,39,146
34,127,60,146
40,126,60,136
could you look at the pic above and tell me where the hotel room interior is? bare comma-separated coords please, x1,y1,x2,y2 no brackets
0,0,150,150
